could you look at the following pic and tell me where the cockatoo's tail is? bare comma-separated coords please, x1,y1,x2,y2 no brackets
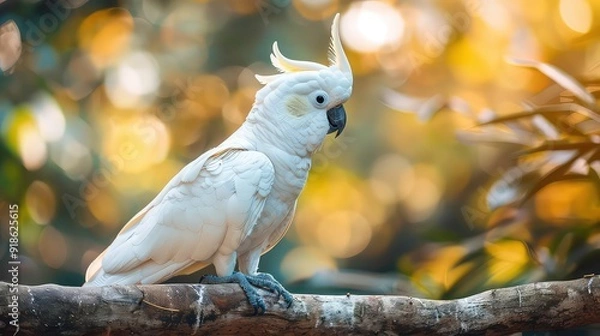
84,14,353,314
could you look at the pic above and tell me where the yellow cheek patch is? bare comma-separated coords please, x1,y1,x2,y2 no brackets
286,95,310,117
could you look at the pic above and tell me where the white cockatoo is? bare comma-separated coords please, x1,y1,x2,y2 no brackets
84,14,352,313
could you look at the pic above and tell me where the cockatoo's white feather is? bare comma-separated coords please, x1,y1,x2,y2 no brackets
271,41,328,73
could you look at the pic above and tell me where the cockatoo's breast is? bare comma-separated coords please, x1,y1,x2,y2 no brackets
237,145,311,254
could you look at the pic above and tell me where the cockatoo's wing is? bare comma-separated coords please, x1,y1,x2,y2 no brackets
84,148,274,286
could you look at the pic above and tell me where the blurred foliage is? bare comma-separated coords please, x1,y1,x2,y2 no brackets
0,0,600,311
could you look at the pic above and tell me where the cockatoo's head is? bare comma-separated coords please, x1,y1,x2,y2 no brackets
249,14,353,155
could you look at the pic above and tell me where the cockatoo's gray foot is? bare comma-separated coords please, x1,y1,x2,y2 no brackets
200,272,292,314
245,272,294,308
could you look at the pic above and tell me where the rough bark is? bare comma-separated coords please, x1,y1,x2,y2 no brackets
1,276,599,335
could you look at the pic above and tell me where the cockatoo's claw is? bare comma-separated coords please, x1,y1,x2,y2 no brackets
200,272,266,315
200,272,293,313
245,272,294,308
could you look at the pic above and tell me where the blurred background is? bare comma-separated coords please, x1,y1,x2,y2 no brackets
1,0,600,307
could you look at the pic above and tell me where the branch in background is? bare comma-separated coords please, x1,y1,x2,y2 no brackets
1,276,600,335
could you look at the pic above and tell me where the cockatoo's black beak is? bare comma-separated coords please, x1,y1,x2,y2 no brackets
327,105,347,138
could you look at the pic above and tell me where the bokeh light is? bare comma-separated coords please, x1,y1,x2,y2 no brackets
281,246,337,282
25,181,56,225
559,0,592,34
30,92,65,142
0,20,21,72
293,0,339,21
78,8,134,68
50,133,93,180
38,226,68,269
101,114,170,174
105,51,160,108
18,123,47,171
340,1,405,53
316,211,372,258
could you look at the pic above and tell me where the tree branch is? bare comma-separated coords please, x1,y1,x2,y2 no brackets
1,276,600,335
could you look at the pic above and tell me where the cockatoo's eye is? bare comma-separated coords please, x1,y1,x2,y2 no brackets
310,91,329,109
